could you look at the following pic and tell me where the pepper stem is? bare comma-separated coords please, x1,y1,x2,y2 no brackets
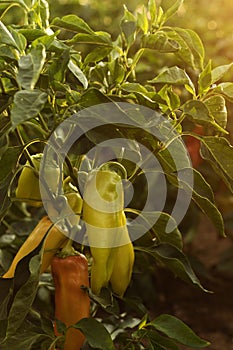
59,239,76,258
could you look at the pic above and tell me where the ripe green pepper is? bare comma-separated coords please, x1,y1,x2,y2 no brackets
51,246,90,350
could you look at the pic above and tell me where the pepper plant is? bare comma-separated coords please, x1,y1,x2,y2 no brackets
0,0,233,349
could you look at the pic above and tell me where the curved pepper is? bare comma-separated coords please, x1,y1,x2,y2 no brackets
110,212,134,297
16,153,61,207
83,161,133,296
51,250,90,350
15,153,43,207
2,216,68,278
2,190,83,278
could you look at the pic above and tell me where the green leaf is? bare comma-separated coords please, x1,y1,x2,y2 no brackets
0,176,12,220
204,95,227,129
143,211,183,249
174,168,225,237
152,212,183,249
68,60,88,89
165,28,204,71
136,244,208,291
214,82,233,102
31,32,59,50
73,318,115,350
68,32,112,45
142,33,180,53
200,136,233,182
137,5,149,34
198,60,212,95
121,82,148,94
182,100,227,133
192,188,225,236
0,23,26,54
126,209,183,250
48,48,70,83
158,85,180,111
0,44,18,61
78,88,112,108
150,314,210,348
163,0,184,21
149,66,193,89
0,22,20,51
2,331,50,350
192,168,215,202
120,5,137,46
37,0,50,28
52,15,94,34
11,90,48,128
108,60,125,85
211,63,233,84
0,146,22,183
84,46,112,64
171,28,204,70
19,28,46,42
146,330,180,350
17,44,46,90
9,27,27,53
148,0,157,25
182,100,210,122
5,254,41,337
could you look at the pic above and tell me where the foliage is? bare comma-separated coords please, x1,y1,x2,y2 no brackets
0,0,233,348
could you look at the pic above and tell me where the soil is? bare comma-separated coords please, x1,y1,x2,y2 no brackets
154,215,233,350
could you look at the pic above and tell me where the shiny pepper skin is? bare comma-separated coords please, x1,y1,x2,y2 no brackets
83,164,126,295
83,162,134,297
16,153,61,207
51,253,90,350
15,153,43,207
110,212,134,298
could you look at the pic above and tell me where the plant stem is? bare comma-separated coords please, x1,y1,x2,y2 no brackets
15,127,35,168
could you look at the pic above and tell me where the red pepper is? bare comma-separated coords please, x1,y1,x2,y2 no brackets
51,251,90,350
185,125,204,168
